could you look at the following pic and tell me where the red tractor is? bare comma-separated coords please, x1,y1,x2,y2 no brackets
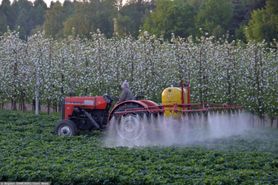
55,82,241,137
55,95,161,136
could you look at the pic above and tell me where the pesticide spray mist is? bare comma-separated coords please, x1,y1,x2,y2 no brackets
103,111,277,148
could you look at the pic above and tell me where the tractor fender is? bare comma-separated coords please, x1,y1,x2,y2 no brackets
138,100,160,112
108,100,149,120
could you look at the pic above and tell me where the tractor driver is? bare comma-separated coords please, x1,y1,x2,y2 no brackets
118,80,134,103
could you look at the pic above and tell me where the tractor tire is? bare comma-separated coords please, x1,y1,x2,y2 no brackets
55,120,78,136
115,113,147,141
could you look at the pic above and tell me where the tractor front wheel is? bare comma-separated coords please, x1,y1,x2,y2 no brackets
55,120,78,136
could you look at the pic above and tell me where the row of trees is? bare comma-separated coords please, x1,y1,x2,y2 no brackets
0,0,47,39
144,0,278,42
0,0,277,41
0,31,277,116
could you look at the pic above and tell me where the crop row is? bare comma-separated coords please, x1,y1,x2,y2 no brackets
0,110,278,184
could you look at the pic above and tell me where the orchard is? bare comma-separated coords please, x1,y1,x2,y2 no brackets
0,31,277,117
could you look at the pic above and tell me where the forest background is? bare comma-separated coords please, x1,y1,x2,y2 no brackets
0,0,277,42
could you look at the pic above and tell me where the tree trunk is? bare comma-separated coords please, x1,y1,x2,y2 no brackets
35,84,40,115
198,48,203,103
32,99,35,111
35,59,40,115
53,101,58,112
11,99,17,110
47,99,51,115
19,92,26,111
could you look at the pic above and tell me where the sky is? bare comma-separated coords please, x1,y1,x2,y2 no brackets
0,0,65,7
45,0,65,7
0,0,129,7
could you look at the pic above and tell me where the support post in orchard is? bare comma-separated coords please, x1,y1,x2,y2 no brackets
35,58,40,115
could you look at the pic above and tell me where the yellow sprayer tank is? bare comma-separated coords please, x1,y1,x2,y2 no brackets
162,86,188,117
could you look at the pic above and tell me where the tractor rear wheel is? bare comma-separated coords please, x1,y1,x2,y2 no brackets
55,120,78,136
115,113,147,141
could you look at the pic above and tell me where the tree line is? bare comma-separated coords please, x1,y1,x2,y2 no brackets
0,0,277,41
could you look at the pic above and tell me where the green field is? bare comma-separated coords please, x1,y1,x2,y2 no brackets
0,110,278,184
